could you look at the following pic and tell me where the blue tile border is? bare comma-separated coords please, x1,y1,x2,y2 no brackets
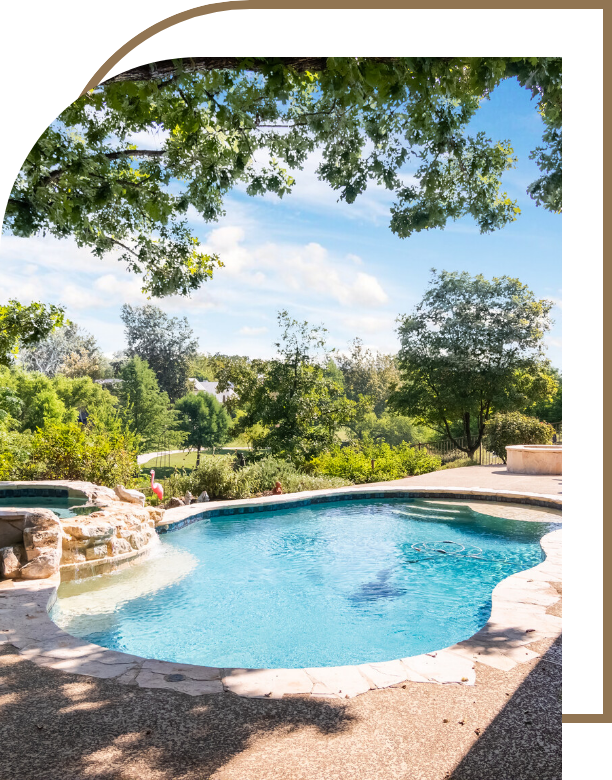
0,487,70,500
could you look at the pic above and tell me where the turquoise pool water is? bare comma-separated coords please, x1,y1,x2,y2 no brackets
51,498,556,668
0,496,94,518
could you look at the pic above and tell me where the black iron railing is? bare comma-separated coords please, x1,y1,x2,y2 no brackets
414,420,562,467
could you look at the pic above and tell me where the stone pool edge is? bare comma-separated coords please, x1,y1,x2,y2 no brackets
0,486,561,700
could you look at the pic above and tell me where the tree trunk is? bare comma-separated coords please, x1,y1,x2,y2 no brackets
196,444,201,469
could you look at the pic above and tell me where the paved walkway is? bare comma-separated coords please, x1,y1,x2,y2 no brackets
377,464,562,497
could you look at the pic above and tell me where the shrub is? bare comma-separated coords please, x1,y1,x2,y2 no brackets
309,438,441,484
0,428,33,480
167,455,244,499
485,412,555,464
241,457,349,495
11,420,140,487
350,412,431,446
165,454,349,500
439,457,479,470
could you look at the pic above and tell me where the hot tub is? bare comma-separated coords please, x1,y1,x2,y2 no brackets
506,445,562,475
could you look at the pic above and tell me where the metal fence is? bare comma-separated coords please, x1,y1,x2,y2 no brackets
414,420,562,467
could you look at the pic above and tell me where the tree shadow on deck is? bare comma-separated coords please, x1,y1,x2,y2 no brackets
448,635,562,780
0,644,356,780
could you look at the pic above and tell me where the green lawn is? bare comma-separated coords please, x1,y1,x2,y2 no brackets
140,447,251,483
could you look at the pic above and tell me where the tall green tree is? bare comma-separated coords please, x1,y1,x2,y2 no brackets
350,411,431,447
525,368,562,423
323,358,345,389
187,353,216,382
3,370,66,432
4,58,561,297
390,270,557,457
0,386,22,427
338,338,400,416
1,300,66,367
23,389,66,432
19,322,104,378
231,311,361,463
117,356,182,451
175,391,232,467
121,304,198,401
214,354,271,415
0,366,118,432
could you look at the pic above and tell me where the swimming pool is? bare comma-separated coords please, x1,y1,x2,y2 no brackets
51,498,556,669
0,495,96,518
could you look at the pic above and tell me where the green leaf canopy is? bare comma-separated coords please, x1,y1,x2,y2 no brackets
4,57,561,297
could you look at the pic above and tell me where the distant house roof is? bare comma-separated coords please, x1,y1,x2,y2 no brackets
95,378,123,385
188,379,236,404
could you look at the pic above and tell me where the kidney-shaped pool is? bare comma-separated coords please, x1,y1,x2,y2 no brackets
51,498,557,669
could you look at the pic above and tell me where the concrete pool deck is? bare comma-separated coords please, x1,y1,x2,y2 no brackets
375,463,562,496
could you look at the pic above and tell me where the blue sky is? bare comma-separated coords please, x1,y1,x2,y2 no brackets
0,78,561,367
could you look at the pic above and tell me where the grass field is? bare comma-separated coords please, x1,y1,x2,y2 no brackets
140,447,251,483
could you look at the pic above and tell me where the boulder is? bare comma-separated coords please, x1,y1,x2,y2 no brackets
165,497,185,509
20,551,61,579
22,510,61,535
127,531,148,550
145,506,166,527
114,485,146,507
197,491,210,503
22,511,62,564
62,533,89,551
62,547,87,564
183,491,194,505
61,521,115,542
23,526,60,553
107,537,132,556
0,544,25,579
85,544,108,561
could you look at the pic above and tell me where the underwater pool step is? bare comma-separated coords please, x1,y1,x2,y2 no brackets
414,504,464,514
392,508,466,520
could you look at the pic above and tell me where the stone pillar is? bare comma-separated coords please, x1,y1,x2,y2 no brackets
19,510,63,579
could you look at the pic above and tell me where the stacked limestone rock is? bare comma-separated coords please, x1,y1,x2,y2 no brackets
0,508,62,580
61,504,164,566
0,480,168,581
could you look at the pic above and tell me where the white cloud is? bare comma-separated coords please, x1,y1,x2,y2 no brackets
197,231,390,309
346,253,364,266
126,126,169,151
340,314,397,335
0,225,397,356
61,284,106,310
93,274,145,305
350,273,388,306
0,234,121,275
238,326,268,336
